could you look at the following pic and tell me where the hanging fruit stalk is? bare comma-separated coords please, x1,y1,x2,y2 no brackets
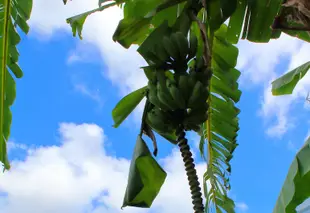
176,125,204,213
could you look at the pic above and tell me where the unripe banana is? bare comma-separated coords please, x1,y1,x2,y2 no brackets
154,44,171,63
183,111,208,126
184,123,201,132
174,32,189,59
146,107,176,133
188,33,198,59
183,104,209,125
187,81,209,109
177,75,191,105
146,109,169,133
147,82,170,111
157,83,178,110
195,56,205,70
162,36,180,61
166,79,186,109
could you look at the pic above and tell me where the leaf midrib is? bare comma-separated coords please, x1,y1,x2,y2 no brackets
1,0,11,165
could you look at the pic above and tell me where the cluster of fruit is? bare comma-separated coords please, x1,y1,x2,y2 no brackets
145,31,213,134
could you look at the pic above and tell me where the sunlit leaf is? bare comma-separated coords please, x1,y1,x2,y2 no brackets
271,61,310,96
122,135,167,208
112,86,147,128
273,137,310,213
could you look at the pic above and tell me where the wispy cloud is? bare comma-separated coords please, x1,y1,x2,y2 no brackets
74,83,104,109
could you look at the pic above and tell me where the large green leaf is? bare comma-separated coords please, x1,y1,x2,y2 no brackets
273,137,310,213
206,0,237,32
112,17,152,49
112,86,147,128
122,135,167,208
201,24,241,213
271,61,310,96
0,0,32,171
226,0,282,43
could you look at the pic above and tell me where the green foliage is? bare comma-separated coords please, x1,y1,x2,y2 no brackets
273,137,310,213
272,61,310,96
0,0,33,171
122,135,167,208
62,1,310,212
112,86,147,128
200,24,241,212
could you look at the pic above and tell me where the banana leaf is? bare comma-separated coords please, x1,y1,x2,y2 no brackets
0,0,33,171
200,24,241,212
271,61,310,96
122,135,167,208
112,86,147,128
273,137,310,213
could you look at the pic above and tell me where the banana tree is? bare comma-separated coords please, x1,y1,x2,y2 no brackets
0,0,32,171
2,0,310,212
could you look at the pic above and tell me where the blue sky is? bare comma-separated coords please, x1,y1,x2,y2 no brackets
1,1,310,213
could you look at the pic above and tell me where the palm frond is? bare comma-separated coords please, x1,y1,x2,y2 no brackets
201,24,241,212
0,0,32,170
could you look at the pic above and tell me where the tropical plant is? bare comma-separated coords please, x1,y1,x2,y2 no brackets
0,0,32,171
2,0,310,212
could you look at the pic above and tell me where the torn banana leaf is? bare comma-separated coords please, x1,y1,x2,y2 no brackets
122,135,167,208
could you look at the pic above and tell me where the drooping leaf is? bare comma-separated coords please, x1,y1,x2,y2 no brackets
271,61,310,96
112,86,147,128
206,0,238,32
112,17,152,49
200,23,241,212
273,137,310,213
226,0,282,43
122,135,167,208
226,0,247,44
66,2,118,39
0,0,33,171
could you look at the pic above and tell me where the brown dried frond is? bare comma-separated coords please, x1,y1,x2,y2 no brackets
282,0,310,18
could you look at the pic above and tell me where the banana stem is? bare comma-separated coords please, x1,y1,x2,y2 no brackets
176,125,204,213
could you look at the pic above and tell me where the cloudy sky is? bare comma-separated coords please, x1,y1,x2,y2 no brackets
1,0,310,213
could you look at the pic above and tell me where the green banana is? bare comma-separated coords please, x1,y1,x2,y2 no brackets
177,74,191,105
162,36,180,61
183,104,209,125
147,82,170,111
157,83,178,110
188,32,198,59
195,56,205,70
174,32,190,59
154,43,171,63
166,79,186,109
183,111,208,126
146,107,176,133
187,81,209,109
156,71,179,110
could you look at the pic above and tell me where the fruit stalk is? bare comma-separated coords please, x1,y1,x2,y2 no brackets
176,125,204,213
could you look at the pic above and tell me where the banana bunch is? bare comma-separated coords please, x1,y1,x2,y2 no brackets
150,31,198,73
145,30,213,134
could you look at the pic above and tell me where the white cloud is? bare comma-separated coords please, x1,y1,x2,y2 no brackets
0,123,247,213
235,202,248,212
258,41,310,137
